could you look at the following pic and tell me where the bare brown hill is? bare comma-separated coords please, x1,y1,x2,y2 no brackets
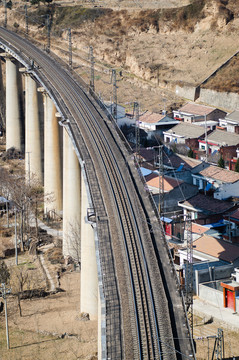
1,0,239,111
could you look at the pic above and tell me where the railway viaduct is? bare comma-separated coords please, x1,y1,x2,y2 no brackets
0,27,196,360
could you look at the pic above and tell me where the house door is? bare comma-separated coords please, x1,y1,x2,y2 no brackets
165,223,172,236
227,290,234,310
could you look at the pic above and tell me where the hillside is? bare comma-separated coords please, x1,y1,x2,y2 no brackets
1,0,239,111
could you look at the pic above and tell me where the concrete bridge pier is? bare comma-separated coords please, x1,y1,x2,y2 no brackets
80,170,98,319
5,57,22,151
0,59,5,128
25,74,43,185
43,92,63,216
62,126,81,260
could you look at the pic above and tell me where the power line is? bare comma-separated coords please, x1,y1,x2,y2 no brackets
24,4,28,37
111,69,117,120
133,101,140,161
89,45,95,92
46,14,51,53
68,28,72,69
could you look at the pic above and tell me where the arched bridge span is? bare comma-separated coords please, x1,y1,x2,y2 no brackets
0,27,195,360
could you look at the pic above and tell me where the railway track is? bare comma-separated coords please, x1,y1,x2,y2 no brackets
0,27,195,360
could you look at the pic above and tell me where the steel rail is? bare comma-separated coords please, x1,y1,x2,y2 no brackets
0,27,196,360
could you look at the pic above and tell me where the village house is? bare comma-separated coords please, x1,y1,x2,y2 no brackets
145,172,198,212
163,122,207,148
178,234,239,266
219,110,239,133
136,148,156,169
163,153,209,184
219,145,239,170
144,171,198,237
198,129,239,157
173,102,226,123
191,165,239,200
223,208,239,244
178,193,235,225
137,111,179,139
163,153,203,171
178,234,239,313
104,102,135,128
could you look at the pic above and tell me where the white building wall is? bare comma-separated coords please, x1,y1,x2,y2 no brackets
210,145,220,153
117,116,134,128
214,180,239,200
227,125,236,133
199,283,223,307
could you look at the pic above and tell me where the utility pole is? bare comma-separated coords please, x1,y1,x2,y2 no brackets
89,46,95,92
204,113,208,163
133,102,140,162
68,28,72,69
111,69,117,121
158,145,164,218
185,213,194,338
14,207,18,265
211,328,224,360
0,283,11,349
24,4,29,37
46,14,51,53
3,0,7,29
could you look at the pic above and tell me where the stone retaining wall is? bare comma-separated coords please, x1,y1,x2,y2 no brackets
175,84,198,101
199,88,239,112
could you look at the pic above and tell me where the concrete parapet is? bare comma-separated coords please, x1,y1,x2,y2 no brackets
80,170,98,319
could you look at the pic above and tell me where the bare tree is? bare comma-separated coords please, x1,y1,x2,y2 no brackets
10,265,29,317
0,167,53,250
67,221,81,266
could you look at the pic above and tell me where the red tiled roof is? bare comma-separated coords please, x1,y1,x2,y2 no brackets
199,165,239,183
179,103,216,116
193,234,239,262
139,111,166,124
191,223,209,234
145,173,183,192
179,193,233,214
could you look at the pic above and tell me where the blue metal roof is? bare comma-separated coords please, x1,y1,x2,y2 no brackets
140,167,152,177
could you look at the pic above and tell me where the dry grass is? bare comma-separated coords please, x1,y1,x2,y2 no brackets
194,314,239,359
0,271,98,360
202,53,239,93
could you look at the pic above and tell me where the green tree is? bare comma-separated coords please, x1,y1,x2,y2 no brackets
218,156,225,168
235,158,239,173
188,148,194,158
6,0,12,9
